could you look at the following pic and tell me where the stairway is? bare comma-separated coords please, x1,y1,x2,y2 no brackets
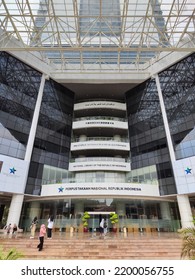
0,232,183,260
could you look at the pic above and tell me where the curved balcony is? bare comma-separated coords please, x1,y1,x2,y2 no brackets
69,157,131,172
72,136,129,142
72,117,128,131
71,139,130,152
74,116,127,122
74,101,126,112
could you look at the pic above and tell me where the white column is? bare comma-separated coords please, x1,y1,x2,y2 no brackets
177,195,194,228
154,74,176,162
154,74,193,228
25,74,47,162
6,194,24,226
7,74,47,227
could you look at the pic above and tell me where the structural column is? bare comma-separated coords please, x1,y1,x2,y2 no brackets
29,201,41,221
154,73,193,228
74,201,84,218
160,202,171,220
6,195,24,226
24,74,47,162
177,195,193,228
7,74,47,227
155,74,175,163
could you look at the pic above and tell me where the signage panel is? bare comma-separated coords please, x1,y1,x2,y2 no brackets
0,155,29,194
41,182,160,197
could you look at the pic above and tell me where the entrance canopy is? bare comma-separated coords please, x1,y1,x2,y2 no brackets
0,0,194,74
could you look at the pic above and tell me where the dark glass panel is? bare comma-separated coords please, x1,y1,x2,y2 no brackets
125,77,176,195
0,51,42,159
25,78,74,194
158,53,195,160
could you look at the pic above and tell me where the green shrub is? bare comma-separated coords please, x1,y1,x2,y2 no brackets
109,212,119,224
82,211,90,227
0,246,24,260
179,227,195,260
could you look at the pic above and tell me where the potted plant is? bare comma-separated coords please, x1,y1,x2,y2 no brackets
109,212,119,233
81,211,90,232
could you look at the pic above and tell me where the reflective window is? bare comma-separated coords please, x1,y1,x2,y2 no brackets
26,79,74,194
158,53,195,160
125,71,175,195
0,52,41,159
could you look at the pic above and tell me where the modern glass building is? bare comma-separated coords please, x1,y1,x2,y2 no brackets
0,0,194,233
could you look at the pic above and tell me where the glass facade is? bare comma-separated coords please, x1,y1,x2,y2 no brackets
125,76,176,196
42,165,72,185
1,51,195,232
0,52,42,159
158,53,195,160
31,0,167,67
0,0,195,237
21,198,181,232
25,78,74,195
79,0,121,36
0,52,75,196
125,53,195,196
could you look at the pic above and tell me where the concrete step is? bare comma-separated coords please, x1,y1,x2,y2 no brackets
0,232,183,260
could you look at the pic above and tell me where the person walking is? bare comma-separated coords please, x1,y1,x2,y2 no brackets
103,218,108,236
99,218,104,238
37,224,46,251
30,216,38,239
47,215,54,239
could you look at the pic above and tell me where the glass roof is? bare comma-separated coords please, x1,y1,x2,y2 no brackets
0,0,194,72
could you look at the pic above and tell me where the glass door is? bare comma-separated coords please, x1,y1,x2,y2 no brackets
88,211,113,231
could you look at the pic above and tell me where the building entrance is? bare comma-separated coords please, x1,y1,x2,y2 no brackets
87,211,114,231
